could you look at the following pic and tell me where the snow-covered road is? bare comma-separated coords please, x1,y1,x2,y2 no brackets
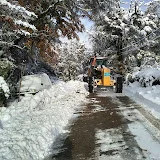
52,90,160,160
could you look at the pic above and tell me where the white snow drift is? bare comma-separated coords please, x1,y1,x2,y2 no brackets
0,76,10,98
20,73,52,93
0,78,88,160
124,66,160,118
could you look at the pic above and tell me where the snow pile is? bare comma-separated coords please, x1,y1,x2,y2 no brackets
121,104,160,159
128,121,160,159
124,82,160,115
127,66,160,87
124,82,160,120
20,73,52,93
124,66,160,118
0,76,10,98
0,80,88,160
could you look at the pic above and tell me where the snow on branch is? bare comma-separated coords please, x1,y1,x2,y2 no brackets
122,27,160,53
38,1,63,19
0,41,25,50
0,0,37,18
15,20,37,31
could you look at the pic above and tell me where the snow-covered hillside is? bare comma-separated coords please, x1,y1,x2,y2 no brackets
0,80,88,160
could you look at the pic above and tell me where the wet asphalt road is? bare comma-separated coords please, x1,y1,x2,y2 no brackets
49,90,160,160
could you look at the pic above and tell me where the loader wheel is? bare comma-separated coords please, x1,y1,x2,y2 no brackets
83,76,88,82
116,77,123,93
88,77,94,93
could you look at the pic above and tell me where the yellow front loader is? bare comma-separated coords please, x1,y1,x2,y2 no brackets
83,56,123,93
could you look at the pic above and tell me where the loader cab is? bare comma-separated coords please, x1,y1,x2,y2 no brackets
89,57,108,67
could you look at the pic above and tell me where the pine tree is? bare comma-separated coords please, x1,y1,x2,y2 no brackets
91,0,125,73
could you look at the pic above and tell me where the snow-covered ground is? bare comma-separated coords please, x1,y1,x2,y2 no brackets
124,66,160,119
0,79,88,160
124,82,160,118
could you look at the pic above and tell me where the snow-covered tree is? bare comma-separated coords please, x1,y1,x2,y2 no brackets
0,0,94,83
0,0,38,76
123,0,157,50
0,0,37,55
0,0,95,66
1,0,96,75
145,0,160,54
122,0,160,71
92,0,122,56
146,0,160,19
0,0,38,103
90,0,160,75
57,39,86,81
90,0,126,74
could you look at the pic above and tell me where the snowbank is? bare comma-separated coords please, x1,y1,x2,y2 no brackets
0,76,10,98
20,73,52,93
124,82,160,117
132,66,160,87
124,66,160,119
0,80,88,160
